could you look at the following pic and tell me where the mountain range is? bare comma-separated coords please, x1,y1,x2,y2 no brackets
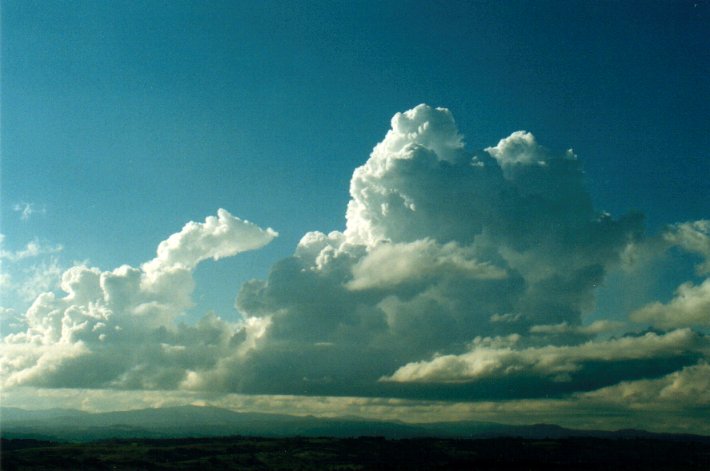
2,405,707,443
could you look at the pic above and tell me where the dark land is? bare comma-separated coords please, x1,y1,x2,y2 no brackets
2,406,709,469
3,435,710,470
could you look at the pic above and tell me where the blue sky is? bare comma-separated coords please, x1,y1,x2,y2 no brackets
1,1,709,432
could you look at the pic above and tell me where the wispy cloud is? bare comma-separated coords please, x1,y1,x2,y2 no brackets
0,237,63,262
0,237,65,312
15,257,64,302
12,202,46,221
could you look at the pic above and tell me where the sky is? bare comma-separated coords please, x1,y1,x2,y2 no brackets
1,0,709,433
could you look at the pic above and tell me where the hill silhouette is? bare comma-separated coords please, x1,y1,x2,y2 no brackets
3,405,708,442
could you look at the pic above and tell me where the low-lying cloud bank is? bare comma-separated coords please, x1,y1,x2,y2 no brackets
1,105,708,429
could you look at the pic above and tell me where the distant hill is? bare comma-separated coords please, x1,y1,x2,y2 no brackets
1,407,90,421
2,405,708,443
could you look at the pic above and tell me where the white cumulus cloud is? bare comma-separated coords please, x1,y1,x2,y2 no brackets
0,209,276,389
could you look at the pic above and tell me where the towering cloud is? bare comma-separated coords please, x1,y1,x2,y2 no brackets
2,105,707,409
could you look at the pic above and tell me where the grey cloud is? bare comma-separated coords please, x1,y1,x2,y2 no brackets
214,104,652,398
529,320,625,336
381,329,705,384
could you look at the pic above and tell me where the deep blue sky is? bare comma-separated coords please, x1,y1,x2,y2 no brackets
2,0,708,320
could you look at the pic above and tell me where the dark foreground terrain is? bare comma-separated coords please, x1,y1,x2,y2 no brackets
3,435,710,470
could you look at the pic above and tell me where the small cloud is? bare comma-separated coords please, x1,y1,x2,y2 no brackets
12,202,46,221
631,278,710,329
529,320,626,336
490,313,523,324
663,219,710,274
0,306,17,319
142,208,278,276
0,238,63,262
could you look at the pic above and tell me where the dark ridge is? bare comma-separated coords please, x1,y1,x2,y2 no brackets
2,406,708,442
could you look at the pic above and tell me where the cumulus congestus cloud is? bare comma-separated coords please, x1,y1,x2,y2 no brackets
226,105,706,399
2,105,708,404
